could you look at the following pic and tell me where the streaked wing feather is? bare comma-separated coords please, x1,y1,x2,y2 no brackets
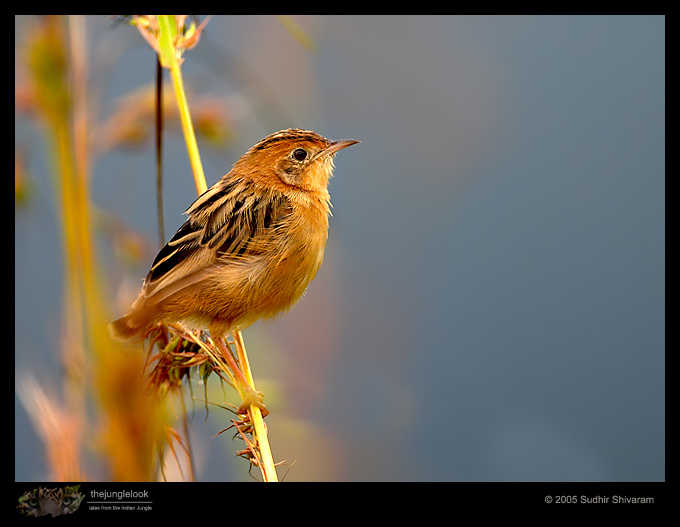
141,177,291,302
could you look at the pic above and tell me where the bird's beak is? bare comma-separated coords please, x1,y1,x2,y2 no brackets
323,138,361,156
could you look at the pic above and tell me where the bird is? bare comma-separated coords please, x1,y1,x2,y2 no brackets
110,128,359,341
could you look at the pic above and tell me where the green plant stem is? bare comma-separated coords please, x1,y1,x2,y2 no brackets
156,15,206,195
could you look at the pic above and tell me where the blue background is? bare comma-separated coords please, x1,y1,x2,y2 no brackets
16,15,664,481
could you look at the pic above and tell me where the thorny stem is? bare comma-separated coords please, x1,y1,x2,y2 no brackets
233,330,278,481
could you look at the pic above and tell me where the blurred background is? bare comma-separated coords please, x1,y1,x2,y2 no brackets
15,15,664,481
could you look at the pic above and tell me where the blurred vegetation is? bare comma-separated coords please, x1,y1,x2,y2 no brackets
17,14,166,481
15,14,288,482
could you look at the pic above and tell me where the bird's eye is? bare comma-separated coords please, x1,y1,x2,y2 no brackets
292,148,308,161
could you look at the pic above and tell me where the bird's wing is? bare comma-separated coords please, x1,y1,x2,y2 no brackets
140,177,292,306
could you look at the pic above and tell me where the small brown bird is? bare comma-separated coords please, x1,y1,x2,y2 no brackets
110,129,359,341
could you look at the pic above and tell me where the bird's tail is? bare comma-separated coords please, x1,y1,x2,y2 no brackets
108,313,145,341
